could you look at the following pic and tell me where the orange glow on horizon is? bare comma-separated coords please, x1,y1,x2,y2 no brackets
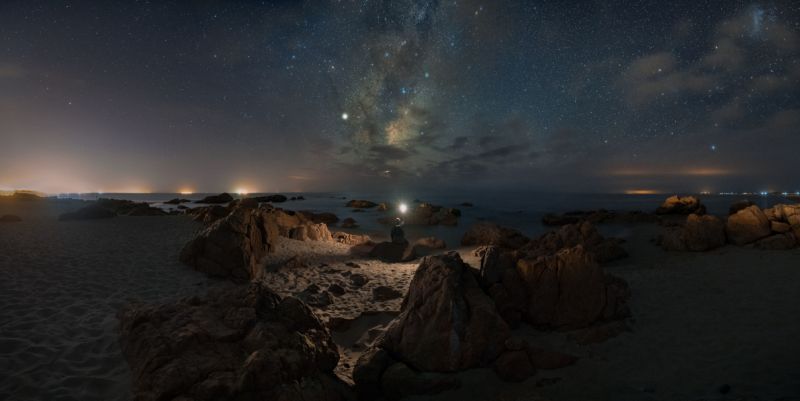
624,189,660,195
608,167,733,177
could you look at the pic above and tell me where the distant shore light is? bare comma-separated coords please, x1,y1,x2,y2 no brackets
236,188,249,195
398,202,408,214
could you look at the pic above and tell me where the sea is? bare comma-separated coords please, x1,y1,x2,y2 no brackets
54,191,799,247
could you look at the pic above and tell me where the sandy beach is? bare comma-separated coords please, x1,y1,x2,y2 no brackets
1,197,799,400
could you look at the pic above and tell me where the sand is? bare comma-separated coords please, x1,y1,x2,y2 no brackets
1,200,799,400
0,214,218,401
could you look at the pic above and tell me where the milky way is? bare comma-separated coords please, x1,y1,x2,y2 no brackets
0,1,798,193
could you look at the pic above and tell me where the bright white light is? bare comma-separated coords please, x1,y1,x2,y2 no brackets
341,112,349,121
398,203,408,214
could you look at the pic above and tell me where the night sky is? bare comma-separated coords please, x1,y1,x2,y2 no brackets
1,1,798,194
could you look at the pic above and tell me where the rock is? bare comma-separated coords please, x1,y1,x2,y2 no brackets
377,202,392,211
381,252,510,372
260,207,307,237
299,211,339,225
755,233,797,250
164,198,191,205
729,200,756,215
353,348,395,399
771,220,791,233
661,214,726,251
373,286,403,301
725,205,772,245
461,222,530,249
488,268,528,328
521,221,627,263
380,362,460,400
656,195,706,215
516,245,628,329
460,202,474,207
332,231,373,246
195,192,234,204
58,204,116,221
328,283,346,296
341,217,358,228
346,199,378,208
350,273,369,287
117,283,350,401
126,203,167,216
190,205,229,224
250,194,287,203
297,289,334,307
526,347,578,370
369,241,413,263
0,214,22,222
179,208,272,280
410,236,446,258
404,203,461,226
493,350,535,382
289,223,333,242
478,246,514,286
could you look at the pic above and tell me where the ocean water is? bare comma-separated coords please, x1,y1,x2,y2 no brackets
54,191,799,248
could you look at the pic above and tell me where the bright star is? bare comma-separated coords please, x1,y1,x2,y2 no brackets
710,144,717,151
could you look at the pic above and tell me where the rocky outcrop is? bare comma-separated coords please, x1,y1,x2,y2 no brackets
410,236,446,258
516,246,629,329
661,214,726,251
341,217,358,228
347,200,378,209
0,214,22,222
126,203,167,216
195,192,234,204
179,208,272,280
725,205,772,245
729,200,756,215
755,233,797,250
250,194,287,203
521,221,627,263
764,204,800,243
164,198,190,205
656,195,706,215
369,241,412,263
190,205,229,224
58,204,116,221
118,283,351,401
299,211,339,225
461,222,530,249
381,252,510,372
289,222,333,242
405,203,461,226
332,231,373,246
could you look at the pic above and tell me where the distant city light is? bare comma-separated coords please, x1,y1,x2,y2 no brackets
236,188,249,195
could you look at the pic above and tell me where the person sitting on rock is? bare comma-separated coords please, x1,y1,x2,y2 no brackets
391,217,406,244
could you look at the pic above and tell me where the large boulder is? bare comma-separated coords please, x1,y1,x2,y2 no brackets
516,245,629,330
404,203,461,226
521,221,627,263
725,205,771,245
195,192,234,204
461,222,530,249
332,231,373,246
729,200,756,215
410,236,446,258
58,204,116,221
755,233,797,250
118,283,350,401
661,214,726,251
369,241,412,262
179,208,273,280
346,199,378,209
656,195,706,215
381,252,510,372
190,205,230,224
764,204,800,242
289,223,333,242
299,211,340,225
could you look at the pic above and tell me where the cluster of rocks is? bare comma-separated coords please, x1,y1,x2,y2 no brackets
58,198,168,220
655,195,706,215
195,192,235,204
660,202,800,251
118,283,352,401
368,236,448,263
353,243,623,398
